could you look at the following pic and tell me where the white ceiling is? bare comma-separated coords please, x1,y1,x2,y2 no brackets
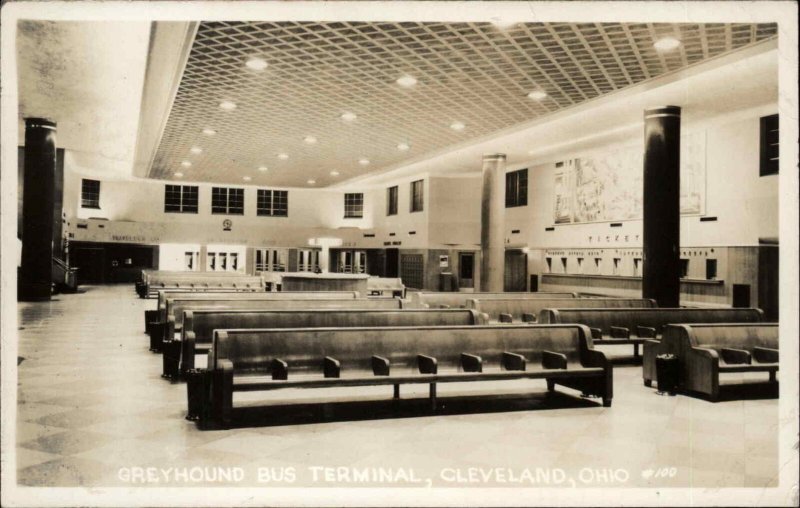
16,20,151,179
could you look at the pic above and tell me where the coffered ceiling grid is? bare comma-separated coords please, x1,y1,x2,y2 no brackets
151,21,776,187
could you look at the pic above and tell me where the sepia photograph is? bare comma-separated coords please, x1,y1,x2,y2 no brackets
1,1,798,506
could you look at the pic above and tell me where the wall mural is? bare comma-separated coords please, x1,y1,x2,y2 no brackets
553,131,706,224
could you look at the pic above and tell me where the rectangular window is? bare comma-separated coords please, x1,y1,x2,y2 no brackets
505,168,528,208
545,257,552,273
344,193,363,218
257,189,288,217
576,257,584,274
386,186,398,216
560,257,568,273
211,187,244,215
760,114,779,176
410,180,424,212
680,258,689,278
706,259,718,280
81,179,100,209
633,258,642,277
612,258,621,276
164,185,198,213
594,257,603,274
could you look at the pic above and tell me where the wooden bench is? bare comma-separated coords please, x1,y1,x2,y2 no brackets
168,308,487,380
203,324,612,427
139,272,265,298
152,297,405,351
367,277,406,298
146,290,362,342
642,323,778,401
409,291,577,309
469,298,656,323
540,307,764,360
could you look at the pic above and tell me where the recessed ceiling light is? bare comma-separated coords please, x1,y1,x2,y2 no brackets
653,36,681,52
277,153,289,160
180,161,192,168
258,166,268,172
490,17,518,30
307,179,316,185
190,146,202,154
450,121,466,131
303,135,318,144
243,176,252,182
174,172,183,178
396,74,418,88
527,90,547,100
202,128,216,136
358,158,370,166
245,57,268,71
219,100,237,111
396,142,410,151
330,170,340,176
340,111,357,122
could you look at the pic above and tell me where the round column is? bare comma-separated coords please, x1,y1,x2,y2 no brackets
480,153,506,292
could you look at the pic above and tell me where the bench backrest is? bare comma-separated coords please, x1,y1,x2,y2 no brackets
541,308,764,335
212,324,592,375
184,309,486,344
158,290,360,310
470,298,656,321
659,323,778,360
170,297,404,326
410,291,577,309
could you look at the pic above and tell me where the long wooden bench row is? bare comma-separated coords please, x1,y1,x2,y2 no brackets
163,308,487,379
643,323,778,401
137,271,266,298
540,307,764,358
467,298,657,323
202,324,611,427
408,291,577,309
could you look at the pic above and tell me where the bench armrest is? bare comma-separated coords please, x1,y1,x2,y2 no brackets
182,331,196,373
720,347,752,365
690,346,719,360
323,356,341,378
499,313,513,324
589,328,603,340
460,353,483,373
371,355,390,376
271,359,288,380
609,326,630,339
636,326,657,339
417,354,438,374
753,347,779,364
502,352,527,371
521,313,537,323
542,350,568,370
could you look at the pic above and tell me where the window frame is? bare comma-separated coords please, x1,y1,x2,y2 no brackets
164,184,199,214
80,179,101,209
759,114,779,176
505,168,528,208
257,189,288,217
211,187,244,215
344,192,364,219
386,185,398,216
410,179,424,213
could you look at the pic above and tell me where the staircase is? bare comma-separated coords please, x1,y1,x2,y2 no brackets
52,257,79,293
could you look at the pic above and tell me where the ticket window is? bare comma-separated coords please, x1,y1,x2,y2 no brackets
255,248,287,273
184,251,199,271
298,249,320,272
338,250,367,274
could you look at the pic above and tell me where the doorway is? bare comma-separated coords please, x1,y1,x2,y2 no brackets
504,249,528,292
385,248,399,278
400,253,424,290
458,252,475,288
72,247,105,283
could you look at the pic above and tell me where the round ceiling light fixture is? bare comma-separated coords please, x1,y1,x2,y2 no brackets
307,179,316,185
396,74,418,88
243,176,252,182
174,172,183,178
396,142,410,151
190,146,202,154
330,170,340,176
277,153,289,160
527,90,547,100
304,135,318,144
202,128,216,136
340,111,357,122
358,158,370,166
181,160,192,168
245,57,268,71
219,100,237,111
450,121,466,131
653,36,681,52
258,166,268,172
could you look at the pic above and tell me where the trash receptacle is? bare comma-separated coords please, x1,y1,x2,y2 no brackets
655,354,679,396
185,368,212,422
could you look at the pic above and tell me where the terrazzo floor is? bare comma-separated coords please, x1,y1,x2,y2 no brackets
12,285,780,489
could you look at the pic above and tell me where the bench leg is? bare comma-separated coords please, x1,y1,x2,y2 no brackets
429,384,437,411
633,343,640,358
546,379,555,392
769,370,777,383
643,379,652,387
602,397,612,408
393,384,400,399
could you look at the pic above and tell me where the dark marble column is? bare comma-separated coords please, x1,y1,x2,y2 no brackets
480,153,506,292
20,118,57,301
642,106,681,307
